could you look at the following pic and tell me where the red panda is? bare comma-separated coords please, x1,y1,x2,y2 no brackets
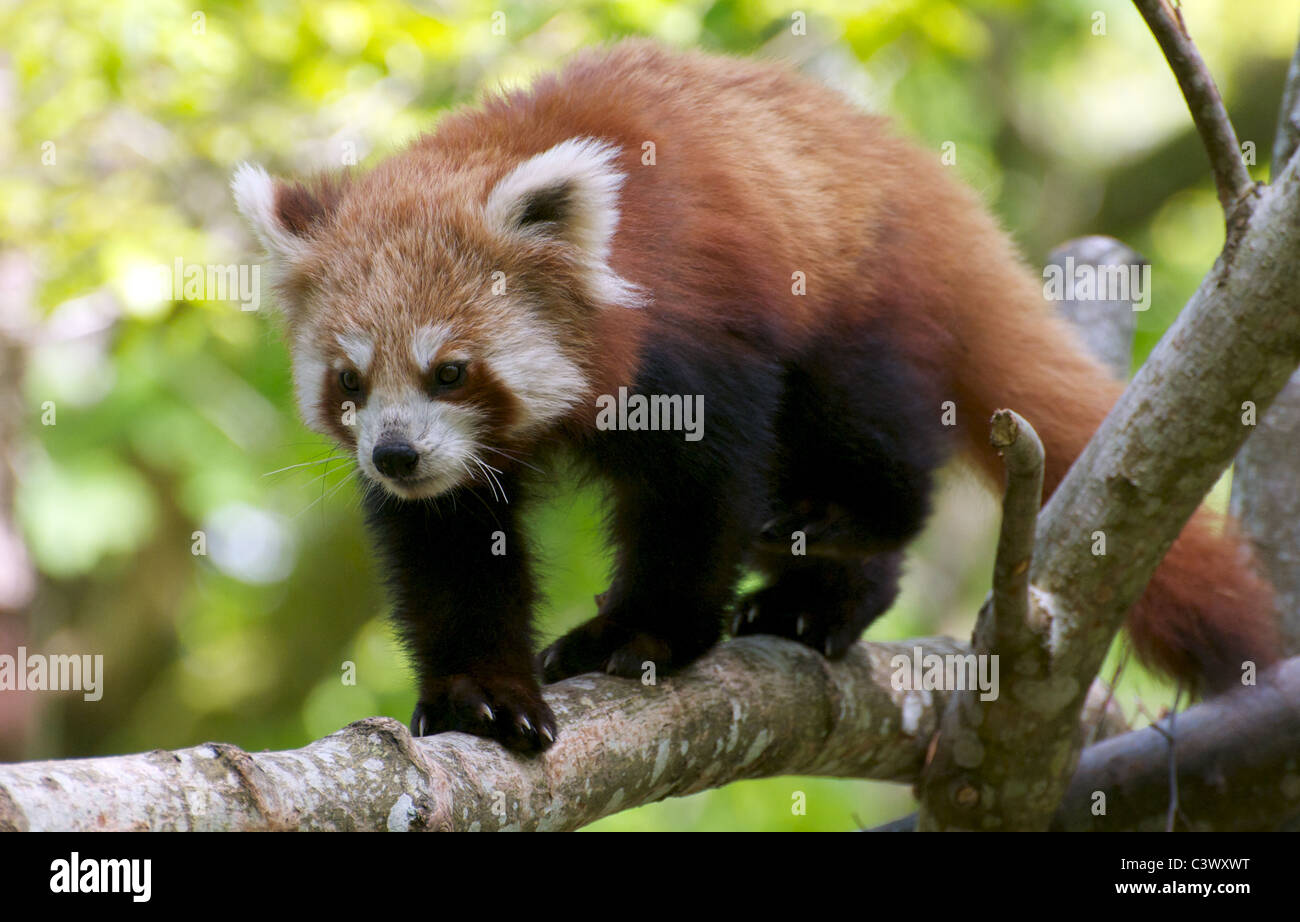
234,40,1279,753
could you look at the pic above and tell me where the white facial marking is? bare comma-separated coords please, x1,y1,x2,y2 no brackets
411,322,453,371
292,337,330,434
485,311,588,435
336,330,374,374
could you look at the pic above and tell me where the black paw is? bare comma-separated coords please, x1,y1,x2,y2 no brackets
731,582,861,659
757,501,895,559
537,614,675,683
411,674,557,754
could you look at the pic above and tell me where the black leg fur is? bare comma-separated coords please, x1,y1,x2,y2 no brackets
738,326,950,653
541,336,781,682
362,477,557,753
735,551,905,657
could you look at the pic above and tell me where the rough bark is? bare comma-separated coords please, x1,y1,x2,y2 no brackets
918,411,1081,830
1228,40,1300,656
875,656,1300,832
1052,656,1300,831
0,637,960,831
0,634,1131,832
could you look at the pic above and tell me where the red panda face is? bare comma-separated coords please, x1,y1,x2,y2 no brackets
233,137,641,500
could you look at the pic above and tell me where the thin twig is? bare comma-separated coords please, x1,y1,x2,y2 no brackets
1085,645,1130,747
987,409,1045,646
1132,0,1255,215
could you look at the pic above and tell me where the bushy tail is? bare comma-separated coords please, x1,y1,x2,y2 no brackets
943,243,1278,693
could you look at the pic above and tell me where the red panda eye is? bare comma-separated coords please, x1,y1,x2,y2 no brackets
339,369,362,393
435,362,466,387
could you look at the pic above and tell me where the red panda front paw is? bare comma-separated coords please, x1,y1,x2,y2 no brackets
411,674,557,754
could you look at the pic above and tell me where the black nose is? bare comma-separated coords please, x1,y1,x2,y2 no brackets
372,440,420,478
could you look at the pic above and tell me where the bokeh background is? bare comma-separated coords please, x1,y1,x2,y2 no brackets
1,0,1296,830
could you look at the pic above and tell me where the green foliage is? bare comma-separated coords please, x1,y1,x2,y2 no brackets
4,0,1295,829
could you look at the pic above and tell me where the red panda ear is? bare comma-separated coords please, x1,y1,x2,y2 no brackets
232,163,348,268
484,138,625,261
484,138,643,307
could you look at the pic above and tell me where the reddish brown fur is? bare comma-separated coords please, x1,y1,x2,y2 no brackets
280,41,1278,692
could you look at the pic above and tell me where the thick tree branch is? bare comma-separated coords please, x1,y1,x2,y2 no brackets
1230,38,1300,655
0,635,1133,832
1035,147,1300,690
1052,656,1300,831
0,637,964,831
919,129,1300,828
919,147,1300,829
1132,0,1255,216
874,656,1300,832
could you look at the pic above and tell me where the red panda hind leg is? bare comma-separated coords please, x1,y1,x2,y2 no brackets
733,326,951,657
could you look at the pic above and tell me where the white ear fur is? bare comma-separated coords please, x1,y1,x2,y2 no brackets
484,138,644,307
231,162,311,266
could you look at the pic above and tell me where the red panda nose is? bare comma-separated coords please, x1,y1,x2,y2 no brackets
372,440,420,478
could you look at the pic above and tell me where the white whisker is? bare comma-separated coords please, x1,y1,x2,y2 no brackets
294,471,354,519
472,457,501,502
263,456,350,477
480,445,543,474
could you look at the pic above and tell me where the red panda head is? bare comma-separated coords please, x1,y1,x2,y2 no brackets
233,137,640,499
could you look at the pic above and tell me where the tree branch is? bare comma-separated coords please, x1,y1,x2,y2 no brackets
1273,31,1300,177
986,409,1044,644
1035,145,1300,688
0,637,961,831
1132,0,1255,216
1052,656,1300,831
1230,33,1300,656
919,79,1300,827
0,634,1135,832
919,142,1300,830
918,411,1070,830
872,656,1300,832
